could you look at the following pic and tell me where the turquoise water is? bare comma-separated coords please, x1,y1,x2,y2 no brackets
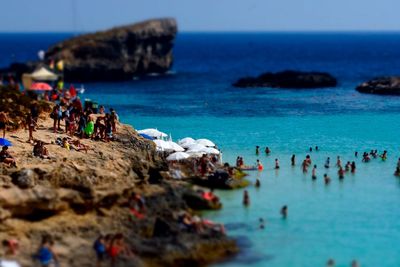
2,33,400,266
121,114,400,267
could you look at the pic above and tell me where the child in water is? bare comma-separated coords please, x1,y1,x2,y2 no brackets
256,159,263,171
324,174,331,185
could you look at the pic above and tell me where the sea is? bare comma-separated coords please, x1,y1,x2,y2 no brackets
1,32,400,267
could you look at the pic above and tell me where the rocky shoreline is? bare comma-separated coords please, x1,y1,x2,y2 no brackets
0,86,238,266
356,76,400,95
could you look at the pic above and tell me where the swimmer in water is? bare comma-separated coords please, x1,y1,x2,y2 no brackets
255,179,261,187
355,151,358,157
265,147,271,155
309,147,313,152
394,167,400,177
351,161,356,173
397,157,400,168
336,156,342,168
280,205,288,219
324,174,331,185
275,158,280,169
243,190,250,206
351,260,360,267
259,218,265,229
315,146,319,151
326,259,335,267
338,166,345,180
256,146,260,155
291,154,296,166
324,157,330,168
305,155,312,165
311,165,317,180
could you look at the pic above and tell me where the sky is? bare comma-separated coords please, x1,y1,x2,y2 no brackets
1,0,399,32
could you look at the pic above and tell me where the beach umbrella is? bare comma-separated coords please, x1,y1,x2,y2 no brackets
139,133,154,140
0,260,21,267
29,82,52,91
178,137,196,145
153,140,172,151
30,67,58,81
196,138,215,147
167,141,185,152
186,151,205,158
186,143,207,152
0,138,12,147
201,147,220,155
138,128,167,139
166,152,190,161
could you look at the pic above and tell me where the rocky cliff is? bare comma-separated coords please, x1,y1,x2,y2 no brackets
46,18,177,82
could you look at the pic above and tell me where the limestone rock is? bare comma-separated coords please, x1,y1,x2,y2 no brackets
356,77,400,95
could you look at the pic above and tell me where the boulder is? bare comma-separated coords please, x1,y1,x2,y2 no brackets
11,168,38,189
46,18,177,82
233,70,337,89
356,77,400,95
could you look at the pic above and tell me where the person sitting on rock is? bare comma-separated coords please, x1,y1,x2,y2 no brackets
0,146,16,167
2,238,19,256
107,233,134,267
33,141,50,159
202,189,220,204
93,235,107,267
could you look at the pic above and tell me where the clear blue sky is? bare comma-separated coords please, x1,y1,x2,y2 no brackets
1,0,399,32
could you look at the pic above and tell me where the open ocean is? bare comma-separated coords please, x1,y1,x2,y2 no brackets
1,32,400,266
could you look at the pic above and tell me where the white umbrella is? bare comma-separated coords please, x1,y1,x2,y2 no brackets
153,140,172,151
186,143,207,152
178,137,196,145
138,128,167,139
166,152,190,161
167,141,185,152
196,138,215,147
186,151,206,158
30,67,58,81
201,147,220,155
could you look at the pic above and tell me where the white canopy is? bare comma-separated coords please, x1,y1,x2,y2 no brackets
178,137,196,145
153,140,184,152
201,147,220,155
186,143,207,152
0,261,21,267
166,152,190,161
138,128,167,139
31,67,58,81
186,151,206,158
196,138,215,147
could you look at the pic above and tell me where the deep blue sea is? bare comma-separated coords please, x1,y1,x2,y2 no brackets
1,32,400,267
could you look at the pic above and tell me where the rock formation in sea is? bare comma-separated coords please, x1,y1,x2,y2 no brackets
0,18,177,82
356,77,400,95
0,85,237,266
233,70,337,89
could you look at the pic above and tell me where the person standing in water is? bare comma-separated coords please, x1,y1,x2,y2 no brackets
280,205,288,219
255,146,260,155
302,160,308,173
351,161,356,173
380,150,387,161
256,159,263,171
243,190,250,206
324,174,331,185
255,179,261,188
338,166,345,180
355,151,358,157
397,157,400,168
336,156,342,168
311,165,317,180
265,147,271,155
315,146,319,151
324,157,330,168
275,158,280,169
345,161,351,172
291,154,296,166
309,147,313,152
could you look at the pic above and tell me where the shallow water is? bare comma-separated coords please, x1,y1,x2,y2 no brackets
2,32,400,266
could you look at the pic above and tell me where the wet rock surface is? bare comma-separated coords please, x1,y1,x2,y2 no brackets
356,76,400,95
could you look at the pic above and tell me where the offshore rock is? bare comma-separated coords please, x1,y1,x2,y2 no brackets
46,18,177,81
356,76,400,95
233,70,337,88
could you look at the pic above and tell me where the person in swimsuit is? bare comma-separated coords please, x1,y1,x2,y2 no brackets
324,174,331,185
275,159,280,169
280,205,288,219
265,147,271,155
336,156,342,168
108,233,133,267
0,111,9,138
324,157,330,168
351,161,356,173
0,146,16,167
255,179,261,188
243,190,250,206
394,167,400,177
255,146,260,155
291,154,296,166
380,150,387,161
26,114,36,142
302,160,308,173
311,165,317,180
110,108,119,134
338,167,345,180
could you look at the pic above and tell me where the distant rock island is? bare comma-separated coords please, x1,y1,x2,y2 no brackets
356,77,400,95
233,70,337,89
1,18,178,82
